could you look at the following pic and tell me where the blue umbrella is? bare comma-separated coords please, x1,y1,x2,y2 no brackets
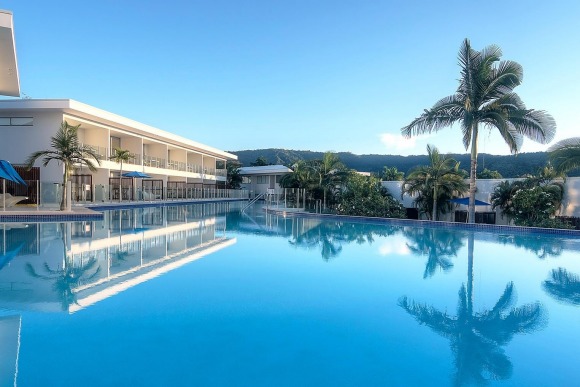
122,171,151,201
122,171,151,178
448,197,491,206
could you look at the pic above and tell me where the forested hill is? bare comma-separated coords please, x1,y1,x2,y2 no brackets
230,148,563,178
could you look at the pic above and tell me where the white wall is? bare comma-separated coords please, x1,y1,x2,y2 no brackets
0,110,64,182
383,177,580,221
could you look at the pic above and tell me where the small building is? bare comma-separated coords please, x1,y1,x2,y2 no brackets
239,165,292,197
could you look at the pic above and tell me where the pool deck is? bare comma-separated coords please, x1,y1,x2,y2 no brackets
0,198,247,222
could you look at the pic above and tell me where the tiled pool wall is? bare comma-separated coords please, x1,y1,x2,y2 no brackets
265,208,580,237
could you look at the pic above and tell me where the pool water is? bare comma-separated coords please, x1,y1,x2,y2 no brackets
0,203,579,386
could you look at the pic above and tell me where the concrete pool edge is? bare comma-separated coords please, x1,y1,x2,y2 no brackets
264,208,580,237
0,198,247,222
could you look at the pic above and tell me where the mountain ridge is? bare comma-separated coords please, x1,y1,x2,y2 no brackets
229,148,567,178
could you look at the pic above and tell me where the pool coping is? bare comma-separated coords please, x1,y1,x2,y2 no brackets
0,198,247,222
264,208,580,237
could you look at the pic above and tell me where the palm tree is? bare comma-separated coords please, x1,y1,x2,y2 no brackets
548,137,580,175
400,234,545,384
110,148,132,202
402,145,468,220
25,121,101,210
401,39,556,223
316,152,348,210
381,166,405,181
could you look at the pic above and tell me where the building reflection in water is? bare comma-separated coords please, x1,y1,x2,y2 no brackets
0,203,236,314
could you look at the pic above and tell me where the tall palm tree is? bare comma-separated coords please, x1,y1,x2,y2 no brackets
401,39,556,223
548,137,580,175
402,145,468,220
110,148,132,202
25,121,101,210
316,152,348,210
400,234,545,384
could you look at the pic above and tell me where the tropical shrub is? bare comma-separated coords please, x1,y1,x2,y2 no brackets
336,174,406,218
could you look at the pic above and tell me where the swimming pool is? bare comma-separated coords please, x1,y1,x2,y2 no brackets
0,202,579,386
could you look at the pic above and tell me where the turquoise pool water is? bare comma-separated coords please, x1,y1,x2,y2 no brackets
0,203,579,386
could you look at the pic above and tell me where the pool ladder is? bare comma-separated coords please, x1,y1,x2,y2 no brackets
241,193,265,213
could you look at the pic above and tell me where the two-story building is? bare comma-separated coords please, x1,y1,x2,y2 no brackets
0,99,237,202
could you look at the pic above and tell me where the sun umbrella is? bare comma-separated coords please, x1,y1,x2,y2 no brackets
122,171,151,200
122,171,151,178
0,160,27,210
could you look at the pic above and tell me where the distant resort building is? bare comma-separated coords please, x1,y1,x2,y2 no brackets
0,99,237,202
239,165,292,197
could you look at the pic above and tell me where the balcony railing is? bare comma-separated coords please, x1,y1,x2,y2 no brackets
143,155,166,169
82,144,108,161
110,149,141,165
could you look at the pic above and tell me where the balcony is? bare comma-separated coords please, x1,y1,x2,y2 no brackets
143,155,166,169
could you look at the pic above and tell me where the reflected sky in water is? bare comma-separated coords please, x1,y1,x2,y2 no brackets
1,203,579,386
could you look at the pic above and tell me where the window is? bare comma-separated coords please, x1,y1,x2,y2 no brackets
257,175,268,184
0,117,33,126
275,175,281,183
242,177,251,184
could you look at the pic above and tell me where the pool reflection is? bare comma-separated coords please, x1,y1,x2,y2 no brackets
399,233,547,385
0,203,236,313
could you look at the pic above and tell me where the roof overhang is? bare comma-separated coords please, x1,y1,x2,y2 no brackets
0,99,237,161
0,10,20,97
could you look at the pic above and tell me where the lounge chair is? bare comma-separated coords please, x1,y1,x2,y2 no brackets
0,193,28,207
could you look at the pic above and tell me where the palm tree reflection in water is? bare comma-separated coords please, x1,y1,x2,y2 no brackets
399,233,546,385
289,221,399,261
404,227,465,279
543,268,580,305
25,224,101,310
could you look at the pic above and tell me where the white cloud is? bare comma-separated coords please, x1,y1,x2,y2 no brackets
379,133,433,153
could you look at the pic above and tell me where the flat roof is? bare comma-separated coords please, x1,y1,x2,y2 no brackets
239,165,293,175
0,99,237,160
0,10,20,97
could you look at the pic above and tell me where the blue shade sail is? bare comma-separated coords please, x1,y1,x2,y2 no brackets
448,197,491,206
0,160,26,185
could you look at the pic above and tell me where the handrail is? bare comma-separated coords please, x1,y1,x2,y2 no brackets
241,193,265,213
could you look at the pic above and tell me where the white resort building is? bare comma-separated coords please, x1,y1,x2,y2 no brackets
239,165,292,197
0,99,238,204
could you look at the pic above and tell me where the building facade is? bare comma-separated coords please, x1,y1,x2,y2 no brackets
0,99,236,202
239,165,292,197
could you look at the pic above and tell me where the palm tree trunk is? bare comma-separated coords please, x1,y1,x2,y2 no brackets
119,161,123,203
60,164,69,211
468,125,478,224
432,184,438,221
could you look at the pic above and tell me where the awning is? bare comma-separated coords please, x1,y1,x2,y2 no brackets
448,197,491,206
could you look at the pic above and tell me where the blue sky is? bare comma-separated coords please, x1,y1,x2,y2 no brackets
3,1,580,156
